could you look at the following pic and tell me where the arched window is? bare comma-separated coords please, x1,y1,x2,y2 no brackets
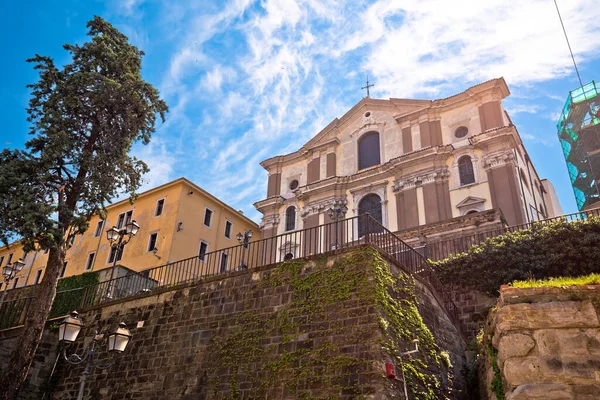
358,131,380,170
458,156,475,185
358,194,383,236
285,206,296,231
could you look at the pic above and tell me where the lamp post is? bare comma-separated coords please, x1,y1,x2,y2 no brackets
0,259,26,303
236,230,253,270
105,220,140,300
59,311,132,400
327,201,348,250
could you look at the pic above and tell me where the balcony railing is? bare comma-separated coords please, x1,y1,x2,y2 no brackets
0,214,461,330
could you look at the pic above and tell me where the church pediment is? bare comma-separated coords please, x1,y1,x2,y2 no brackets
456,196,486,208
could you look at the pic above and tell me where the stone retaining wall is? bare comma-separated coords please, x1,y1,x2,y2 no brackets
483,285,600,400
0,246,466,399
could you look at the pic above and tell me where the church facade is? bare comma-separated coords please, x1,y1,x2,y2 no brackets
254,78,561,249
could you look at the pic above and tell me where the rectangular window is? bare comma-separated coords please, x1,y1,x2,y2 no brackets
155,199,165,217
147,233,158,252
7,253,13,265
94,220,104,237
70,235,76,245
34,269,43,285
85,253,95,271
204,208,213,227
12,278,19,289
117,213,125,229
224,220,232,239
0,256,4,267
60,262,67,278
44,248,49,254
116,211,133,229
198,241,208,262
125,210,133,225
219,253,228,273
108,246,123,264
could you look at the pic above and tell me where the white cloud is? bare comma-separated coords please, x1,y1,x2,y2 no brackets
362,0,600,98
520,132,555,147
117,0,600,221
506,104,542,114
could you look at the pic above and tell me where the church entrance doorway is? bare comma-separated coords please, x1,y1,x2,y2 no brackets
358,193,383,236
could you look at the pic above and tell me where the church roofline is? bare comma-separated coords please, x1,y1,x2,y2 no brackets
260,77,510,171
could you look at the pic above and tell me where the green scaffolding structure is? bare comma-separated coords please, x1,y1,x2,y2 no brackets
557,81,600,210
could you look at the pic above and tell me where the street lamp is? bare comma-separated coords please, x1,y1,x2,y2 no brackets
0,259,26,303
327,200,348,250
236,230,253,270
105,220,140,300
59,311,132,400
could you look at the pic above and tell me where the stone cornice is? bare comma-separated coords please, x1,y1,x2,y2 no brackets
269,145,454,203
393,78,510,123
254,196,285,214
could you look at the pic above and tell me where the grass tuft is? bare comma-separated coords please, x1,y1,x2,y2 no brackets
511,273,600,288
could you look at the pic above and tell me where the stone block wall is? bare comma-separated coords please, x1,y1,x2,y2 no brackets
0,246,466,399
0,322,60,399
483,285,600,400
450,285,496,341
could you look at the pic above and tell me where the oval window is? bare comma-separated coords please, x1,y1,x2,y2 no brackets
455,126,468,138
289,180,299,190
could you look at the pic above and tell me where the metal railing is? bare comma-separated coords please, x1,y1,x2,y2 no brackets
0,214,461,330
359,217,460,324
423,207,600,261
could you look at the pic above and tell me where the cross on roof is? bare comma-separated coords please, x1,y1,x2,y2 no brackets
361,75,374,97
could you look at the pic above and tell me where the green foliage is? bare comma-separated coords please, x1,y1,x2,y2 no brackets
488,343,505,400
370,249,450,400
431,218,600,294
0,15,168,251
0,16,167,399
511,273,600,288
49,272,99,318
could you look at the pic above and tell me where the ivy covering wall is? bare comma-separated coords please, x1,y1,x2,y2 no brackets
431,218,600,294
49,271,99,318
201,247,454,399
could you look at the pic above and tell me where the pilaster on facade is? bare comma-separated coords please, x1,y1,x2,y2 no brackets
259,213,280,233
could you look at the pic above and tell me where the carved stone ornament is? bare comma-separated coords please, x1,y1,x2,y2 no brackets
303,197,348,216
482,151,516,170
392,169,449,192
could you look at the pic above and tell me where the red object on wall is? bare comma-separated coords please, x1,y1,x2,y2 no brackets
385,362,396,379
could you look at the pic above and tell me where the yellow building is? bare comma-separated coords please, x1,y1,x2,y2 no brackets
0,177,260,291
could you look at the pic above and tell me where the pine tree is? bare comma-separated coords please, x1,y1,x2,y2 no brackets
0,16,168,398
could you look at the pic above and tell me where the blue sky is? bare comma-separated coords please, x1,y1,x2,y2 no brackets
2,0,600,222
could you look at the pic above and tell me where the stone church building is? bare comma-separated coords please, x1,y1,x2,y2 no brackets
254,78,562,254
